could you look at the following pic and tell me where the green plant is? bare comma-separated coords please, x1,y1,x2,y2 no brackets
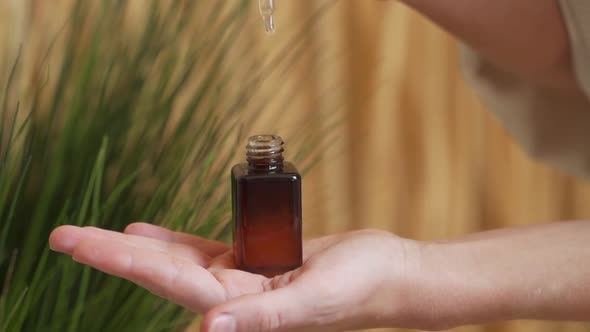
0,1,327,331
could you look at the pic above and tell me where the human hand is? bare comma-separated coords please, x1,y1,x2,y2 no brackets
49,223,428,332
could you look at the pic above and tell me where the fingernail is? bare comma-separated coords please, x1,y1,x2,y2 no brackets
210,314,236,332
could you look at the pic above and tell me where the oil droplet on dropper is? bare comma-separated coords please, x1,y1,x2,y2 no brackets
259,0,275,33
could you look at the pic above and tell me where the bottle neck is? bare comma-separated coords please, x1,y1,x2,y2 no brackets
246,135,284,172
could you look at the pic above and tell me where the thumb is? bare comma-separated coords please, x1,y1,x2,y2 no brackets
201,287,314,332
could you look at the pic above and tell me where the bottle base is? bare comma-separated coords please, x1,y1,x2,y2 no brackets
239,264,302,278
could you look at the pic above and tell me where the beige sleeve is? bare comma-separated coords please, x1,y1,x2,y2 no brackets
459,0,590,179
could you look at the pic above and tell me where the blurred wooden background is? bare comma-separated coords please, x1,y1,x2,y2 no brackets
3,0,590,331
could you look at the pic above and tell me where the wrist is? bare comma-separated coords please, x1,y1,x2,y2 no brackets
363,234,529,330
430,223,590,324
380,222,590,330
367,237,461,331
390,240,523,330
350,234,439,331
414,238,536,330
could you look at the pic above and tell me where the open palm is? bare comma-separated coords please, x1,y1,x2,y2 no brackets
49,223,417,332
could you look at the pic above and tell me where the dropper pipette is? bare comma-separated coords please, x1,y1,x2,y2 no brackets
259,0,275,33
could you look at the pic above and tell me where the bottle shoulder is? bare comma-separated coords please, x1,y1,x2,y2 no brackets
232,162,301,182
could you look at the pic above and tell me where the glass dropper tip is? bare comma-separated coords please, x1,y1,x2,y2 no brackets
262,15,275,33
259,0,276,33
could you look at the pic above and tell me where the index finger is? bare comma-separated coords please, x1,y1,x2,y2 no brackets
125,222,229,257
72,236,227,313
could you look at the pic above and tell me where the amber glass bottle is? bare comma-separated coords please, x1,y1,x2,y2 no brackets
231,135,302,277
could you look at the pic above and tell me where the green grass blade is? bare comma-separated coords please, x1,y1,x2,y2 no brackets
2,287,27,332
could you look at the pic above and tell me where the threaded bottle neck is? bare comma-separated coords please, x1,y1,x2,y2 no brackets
246,135,284,171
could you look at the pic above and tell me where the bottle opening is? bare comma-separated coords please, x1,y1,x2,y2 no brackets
247,135,284,171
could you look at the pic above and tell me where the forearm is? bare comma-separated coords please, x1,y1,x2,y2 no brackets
398,0,578,92
416,221,590,329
